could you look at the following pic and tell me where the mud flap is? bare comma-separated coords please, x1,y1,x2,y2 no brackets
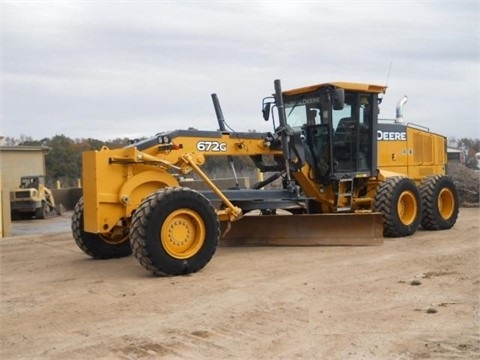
220,213,384,246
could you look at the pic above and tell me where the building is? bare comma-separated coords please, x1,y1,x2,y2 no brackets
447,147,464,164
0,145,50,237
0,146,50,189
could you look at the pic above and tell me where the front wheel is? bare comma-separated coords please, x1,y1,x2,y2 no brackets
71,198,132,259
130,187,220,276
420,175,459,230
374,177,422,237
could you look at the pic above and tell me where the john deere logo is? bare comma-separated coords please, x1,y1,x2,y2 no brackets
377,130,406,141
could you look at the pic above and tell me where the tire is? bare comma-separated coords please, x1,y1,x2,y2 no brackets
71,198,132,259
374,177,422,237
11,211,21,221
36,202,57,219
130,187,220,276
420,175,459,230
35,202,48,219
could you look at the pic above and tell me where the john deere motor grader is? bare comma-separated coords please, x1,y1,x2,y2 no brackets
72,79,459,276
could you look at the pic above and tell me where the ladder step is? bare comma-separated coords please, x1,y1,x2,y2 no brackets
335,178,354,211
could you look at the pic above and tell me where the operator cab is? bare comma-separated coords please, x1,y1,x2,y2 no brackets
20,175,44,190
280,83,384,184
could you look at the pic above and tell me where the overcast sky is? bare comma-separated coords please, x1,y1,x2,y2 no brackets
2,1,478,142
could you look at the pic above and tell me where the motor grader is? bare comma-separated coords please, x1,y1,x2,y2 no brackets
72,79,459,276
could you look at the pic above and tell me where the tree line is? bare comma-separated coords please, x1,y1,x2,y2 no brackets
3,134,479,188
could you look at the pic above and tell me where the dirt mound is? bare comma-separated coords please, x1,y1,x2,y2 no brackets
447,163,479,207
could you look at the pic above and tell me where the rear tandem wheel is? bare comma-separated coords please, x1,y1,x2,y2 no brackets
130,187,220,276
420,175,459,230
374,176,422,237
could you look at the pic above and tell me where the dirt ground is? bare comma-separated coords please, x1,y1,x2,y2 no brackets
1,209,479,360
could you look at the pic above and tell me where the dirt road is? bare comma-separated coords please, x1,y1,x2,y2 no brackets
1,208,479,359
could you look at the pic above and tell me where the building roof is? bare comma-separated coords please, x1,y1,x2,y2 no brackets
0,146,50,153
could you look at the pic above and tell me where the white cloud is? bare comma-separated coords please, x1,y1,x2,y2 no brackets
2,1,478,141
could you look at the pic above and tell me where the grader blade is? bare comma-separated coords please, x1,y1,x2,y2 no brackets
221,213,384,246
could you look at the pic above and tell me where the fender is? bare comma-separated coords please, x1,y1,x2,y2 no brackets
119,170,179,214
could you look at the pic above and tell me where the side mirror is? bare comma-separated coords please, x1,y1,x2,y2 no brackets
262,102,271,121
333,88,345,110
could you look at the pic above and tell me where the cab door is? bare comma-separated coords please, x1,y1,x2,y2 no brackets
331,93,374,175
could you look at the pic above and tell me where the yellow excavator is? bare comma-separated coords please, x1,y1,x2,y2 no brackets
72,79,459,276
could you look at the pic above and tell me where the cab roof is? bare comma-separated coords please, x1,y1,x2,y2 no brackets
283,82,388,96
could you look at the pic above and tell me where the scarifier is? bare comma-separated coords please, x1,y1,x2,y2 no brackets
71,79,459,276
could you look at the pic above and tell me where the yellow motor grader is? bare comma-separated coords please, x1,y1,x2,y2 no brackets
72,79,459,276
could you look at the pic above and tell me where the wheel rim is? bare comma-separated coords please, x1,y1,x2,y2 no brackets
397,190,418,225
161,209,205,259
99,226,129,245
438,187,455,220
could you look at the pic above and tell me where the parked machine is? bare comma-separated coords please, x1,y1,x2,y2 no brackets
11,175,61,219
72,79,458,276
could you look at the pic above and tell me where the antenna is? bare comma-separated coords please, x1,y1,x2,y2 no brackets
385,61,393,86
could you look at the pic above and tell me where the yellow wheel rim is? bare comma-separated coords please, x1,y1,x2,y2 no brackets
397,190,418,226
161,209,205,259
438,188,455,220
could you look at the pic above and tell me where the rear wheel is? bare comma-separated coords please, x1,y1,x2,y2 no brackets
374,177,422,237
130,187,220,276
420,175,459,230
11,211,21,220
71,198,132,259
36,202,58,219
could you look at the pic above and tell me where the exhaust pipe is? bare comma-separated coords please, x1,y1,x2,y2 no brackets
395,95,408,123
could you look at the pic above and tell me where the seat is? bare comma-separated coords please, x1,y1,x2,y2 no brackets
333,117,356,161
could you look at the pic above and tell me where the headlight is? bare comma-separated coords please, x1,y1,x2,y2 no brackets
157,135,171,144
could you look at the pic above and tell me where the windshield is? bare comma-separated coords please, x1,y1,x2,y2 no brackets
20,177,40,189
284,96,323,127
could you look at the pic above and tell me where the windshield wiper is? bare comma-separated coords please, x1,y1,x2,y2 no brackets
287,101,300,118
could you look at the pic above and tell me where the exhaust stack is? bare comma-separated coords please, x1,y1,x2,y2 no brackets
395,95,408,123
